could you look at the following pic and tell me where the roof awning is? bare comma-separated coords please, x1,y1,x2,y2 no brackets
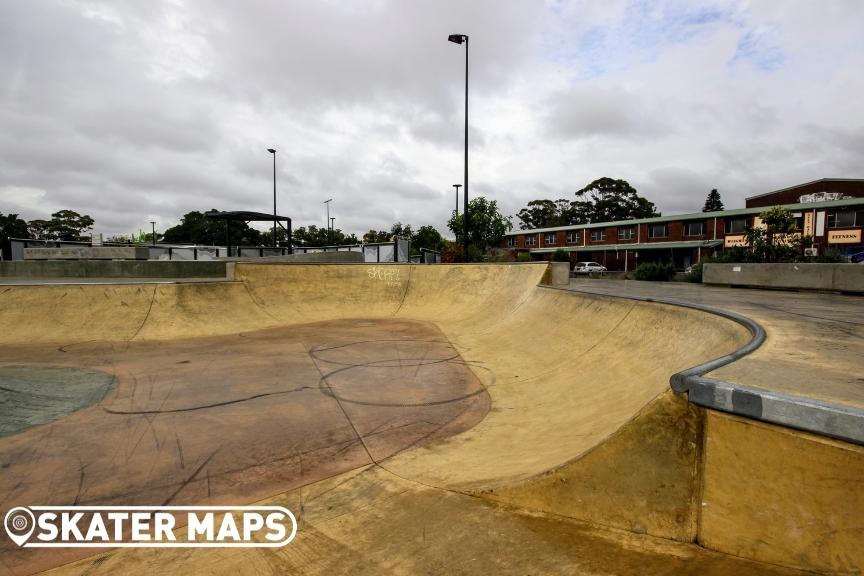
529,240,722,254
205,211,291,222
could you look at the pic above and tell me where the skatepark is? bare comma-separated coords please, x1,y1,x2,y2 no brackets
1,262,862,575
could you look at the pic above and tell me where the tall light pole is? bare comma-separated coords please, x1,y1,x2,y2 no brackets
448,33,469,259
150,221,156,247
323,199,333,245
267,148,277,246
452,184,461,217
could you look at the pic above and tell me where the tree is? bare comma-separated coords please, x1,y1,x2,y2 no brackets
1,213,31,241
260,227,293,247
516,199,581,229
27,210,95,241
363,229,391,243
703,189,724,212
743,206,801,263
573,178,660,223
26,219,51,240
1,213,31,259
290,225,357,247
447,196,512,261
389,222,413,239
360,223,444,254
412,225,444,253
161,210,261,246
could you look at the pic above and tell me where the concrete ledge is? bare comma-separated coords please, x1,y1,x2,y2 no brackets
686,378,864,445
0,260,229,278
24,246,150,260
703,262,864,292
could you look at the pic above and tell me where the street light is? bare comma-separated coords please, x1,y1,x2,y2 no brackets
452,184,461,217
267,148,277,246
150,221,156,247
323,199,333,245
448,33,469,259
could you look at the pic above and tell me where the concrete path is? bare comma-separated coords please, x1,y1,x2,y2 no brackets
565,278,864,411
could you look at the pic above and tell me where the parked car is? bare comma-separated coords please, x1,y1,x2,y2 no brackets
573,261,607,275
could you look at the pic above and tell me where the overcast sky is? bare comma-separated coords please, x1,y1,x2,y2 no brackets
1,0,862,238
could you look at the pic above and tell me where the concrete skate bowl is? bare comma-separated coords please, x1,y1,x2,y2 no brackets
0,262,810,575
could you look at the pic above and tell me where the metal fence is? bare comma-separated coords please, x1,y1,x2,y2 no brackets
7,236,434,264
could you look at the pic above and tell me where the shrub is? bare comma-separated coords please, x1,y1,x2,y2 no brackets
634,261,676,281
684,262,703,283
808,248,846,263
551,249,570,262
516,252,533,262
485,248,515,262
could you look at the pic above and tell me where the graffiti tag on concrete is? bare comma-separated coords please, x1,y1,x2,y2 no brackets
367,266,402,287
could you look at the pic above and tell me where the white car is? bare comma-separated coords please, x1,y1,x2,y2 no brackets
573,261,607,274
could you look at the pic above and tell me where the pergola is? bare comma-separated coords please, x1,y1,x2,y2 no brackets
204,211,292,256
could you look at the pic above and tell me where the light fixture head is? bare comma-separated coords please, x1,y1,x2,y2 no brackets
447,34,466,44
267,148,276,154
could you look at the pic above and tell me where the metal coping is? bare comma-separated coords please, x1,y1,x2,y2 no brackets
543,283,864,446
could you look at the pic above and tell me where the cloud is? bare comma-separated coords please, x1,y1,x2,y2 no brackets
0,0,862,239
544,86,671,139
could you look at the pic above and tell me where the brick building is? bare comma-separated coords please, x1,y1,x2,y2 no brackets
746,178,864,208
504,179,864,270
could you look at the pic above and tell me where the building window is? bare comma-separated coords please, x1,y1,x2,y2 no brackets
590,230,606,242
828,210,862,228
525,235,536,246
648,224,667,238
685,222,705,236
506,237,515,247
727,217,749,234
566,231,580,244
544,233,557,245
617,227,635,240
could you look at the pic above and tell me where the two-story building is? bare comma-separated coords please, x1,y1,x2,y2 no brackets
504,178,864,270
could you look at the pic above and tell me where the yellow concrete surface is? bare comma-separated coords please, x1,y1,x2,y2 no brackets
479,390,703,542
700,411,864,574
4,263,846,574
47,464,811,576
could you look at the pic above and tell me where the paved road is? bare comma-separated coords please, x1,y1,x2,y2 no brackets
566,278,864,411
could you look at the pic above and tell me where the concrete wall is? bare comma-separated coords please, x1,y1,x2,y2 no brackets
541,262,570,286
703,262,864,292
24,247,150,260
700,411,864,574
1,252,366,278
0,260,229,278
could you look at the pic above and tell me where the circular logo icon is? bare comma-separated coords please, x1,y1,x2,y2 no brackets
4,507,35,547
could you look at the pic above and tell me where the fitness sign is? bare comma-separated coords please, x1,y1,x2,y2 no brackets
4,506,297,548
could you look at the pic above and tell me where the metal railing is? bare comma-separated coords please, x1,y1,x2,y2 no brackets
6,236,434,264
